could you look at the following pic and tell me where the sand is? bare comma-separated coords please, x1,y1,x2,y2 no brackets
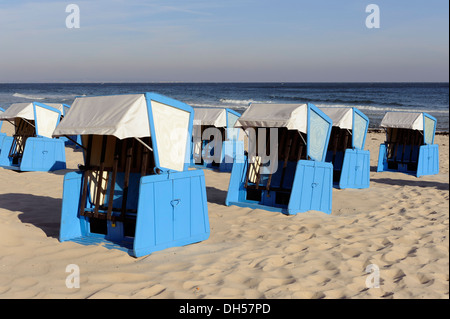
0,123,448,299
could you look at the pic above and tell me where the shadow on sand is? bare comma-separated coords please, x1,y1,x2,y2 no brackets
0,193,62,239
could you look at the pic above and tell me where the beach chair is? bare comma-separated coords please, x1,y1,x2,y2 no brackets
53,93,210,257
320,107,370,189
377,111,439,177
0,108,6,155
191,107,244,172
0,102,66,171
225,103,333,215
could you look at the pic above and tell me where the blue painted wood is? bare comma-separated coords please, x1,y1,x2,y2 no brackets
103,172,141,210
59,172,84,242
282,160,333,215
18,137,66,171
226,158,333,215
339,149,370,189
0,136,66,172
225,104,333,215
0,107,4,137
59,169,210,258
324,107,369,189
0,133,13,166
133,169,210,257
57,93,210,257
0,136,66,171
377,112,438,177
377,144,387,172
377,142,439,177
417,144,439,177
0,136,13,166
225,155,247,206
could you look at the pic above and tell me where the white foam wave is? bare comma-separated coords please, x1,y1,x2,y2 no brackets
13,93,45,100
315,103,449,114
219,98,272,105
13,92,85,102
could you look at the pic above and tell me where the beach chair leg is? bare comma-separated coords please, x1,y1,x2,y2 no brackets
279,132,293,188
94,135,108,218
121,138,133,220
107,139,121,222
79,135,93,217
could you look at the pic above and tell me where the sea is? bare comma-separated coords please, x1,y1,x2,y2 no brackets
0,82,448,131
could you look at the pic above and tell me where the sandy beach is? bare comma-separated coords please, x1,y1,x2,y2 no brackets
0,122,448,299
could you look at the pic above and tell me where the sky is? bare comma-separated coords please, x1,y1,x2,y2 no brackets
0,0,448,82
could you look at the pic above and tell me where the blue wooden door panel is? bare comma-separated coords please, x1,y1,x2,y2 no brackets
19,137,66,171
134,180,156,252
154,179,174,245
339,149,370,189
377,144,387,172
288,160,332,215
190,174,209,236
417,144,439,177
173,177,191,240
133,170,210,257
59,172,84,241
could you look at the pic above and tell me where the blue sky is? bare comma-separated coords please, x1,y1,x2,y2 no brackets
0,0,448,82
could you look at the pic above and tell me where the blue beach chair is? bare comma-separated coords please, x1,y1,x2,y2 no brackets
320,107,370,189
53,93,210,257
0,102,66,171
191,107,244,172
225,103,333,215
0,108,6,156
377,111,439,177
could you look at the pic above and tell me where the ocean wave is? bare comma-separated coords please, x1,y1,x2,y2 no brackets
13,92,84,102
219,98,272,105
315,103,449,114
189,102,247,113
195,99,449,115
269,95,407,107
13,93,45,100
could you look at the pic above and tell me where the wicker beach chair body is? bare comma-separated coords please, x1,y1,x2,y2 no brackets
377,112,439,177
55,93,210,257
225,103,333,215
321,107,370,189
0,102,66,171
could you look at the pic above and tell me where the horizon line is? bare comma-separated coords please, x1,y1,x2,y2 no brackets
1,81,449,84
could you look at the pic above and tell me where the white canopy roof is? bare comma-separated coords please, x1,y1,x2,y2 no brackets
0,102,63,139
319,107,353,130
0,103,65,121
193,107,227,127
53,94,151,139
235,103,308,134
380,112,424,130
0,103,36,121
